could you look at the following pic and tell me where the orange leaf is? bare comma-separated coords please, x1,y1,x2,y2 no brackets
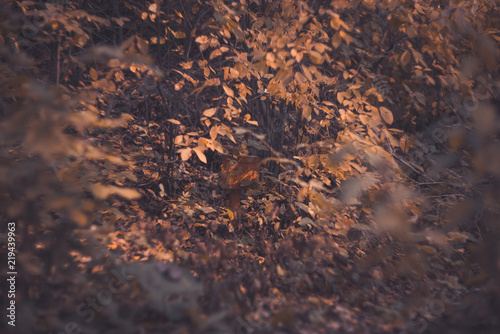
171,30,186,39
193,147,207,163
203,108,217,117
167,119,181,124
180,61,193,69
303,105,312,120
148,3,157,12
379,107,394,125
210,48,223,60
210,125,218,140
330,15,341,30
90,68,98,81
178,148,192,161
107,59,120,68
308,51,324,65
332,32,342,48
223,84,234,97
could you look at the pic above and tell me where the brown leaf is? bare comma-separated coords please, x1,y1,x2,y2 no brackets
171,30,186,39
379,106,394,125
400,51,411,66
90,184,140,200
113,187,141,200
414,92,426,105
107,59,120,68
90,68,98,81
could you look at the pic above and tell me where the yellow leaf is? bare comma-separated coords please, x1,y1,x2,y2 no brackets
379,106,394,125
167,119,181,124
203,108,217,117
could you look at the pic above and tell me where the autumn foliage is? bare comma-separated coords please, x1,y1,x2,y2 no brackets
1,0,500,332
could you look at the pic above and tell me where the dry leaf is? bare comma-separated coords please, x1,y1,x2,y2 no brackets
308,51,324,65
178,148,192,161
193,147,207,163
223,84,234,97
379,106,394,125
167,119,181,124
203,108,217,117
90,68,98,81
